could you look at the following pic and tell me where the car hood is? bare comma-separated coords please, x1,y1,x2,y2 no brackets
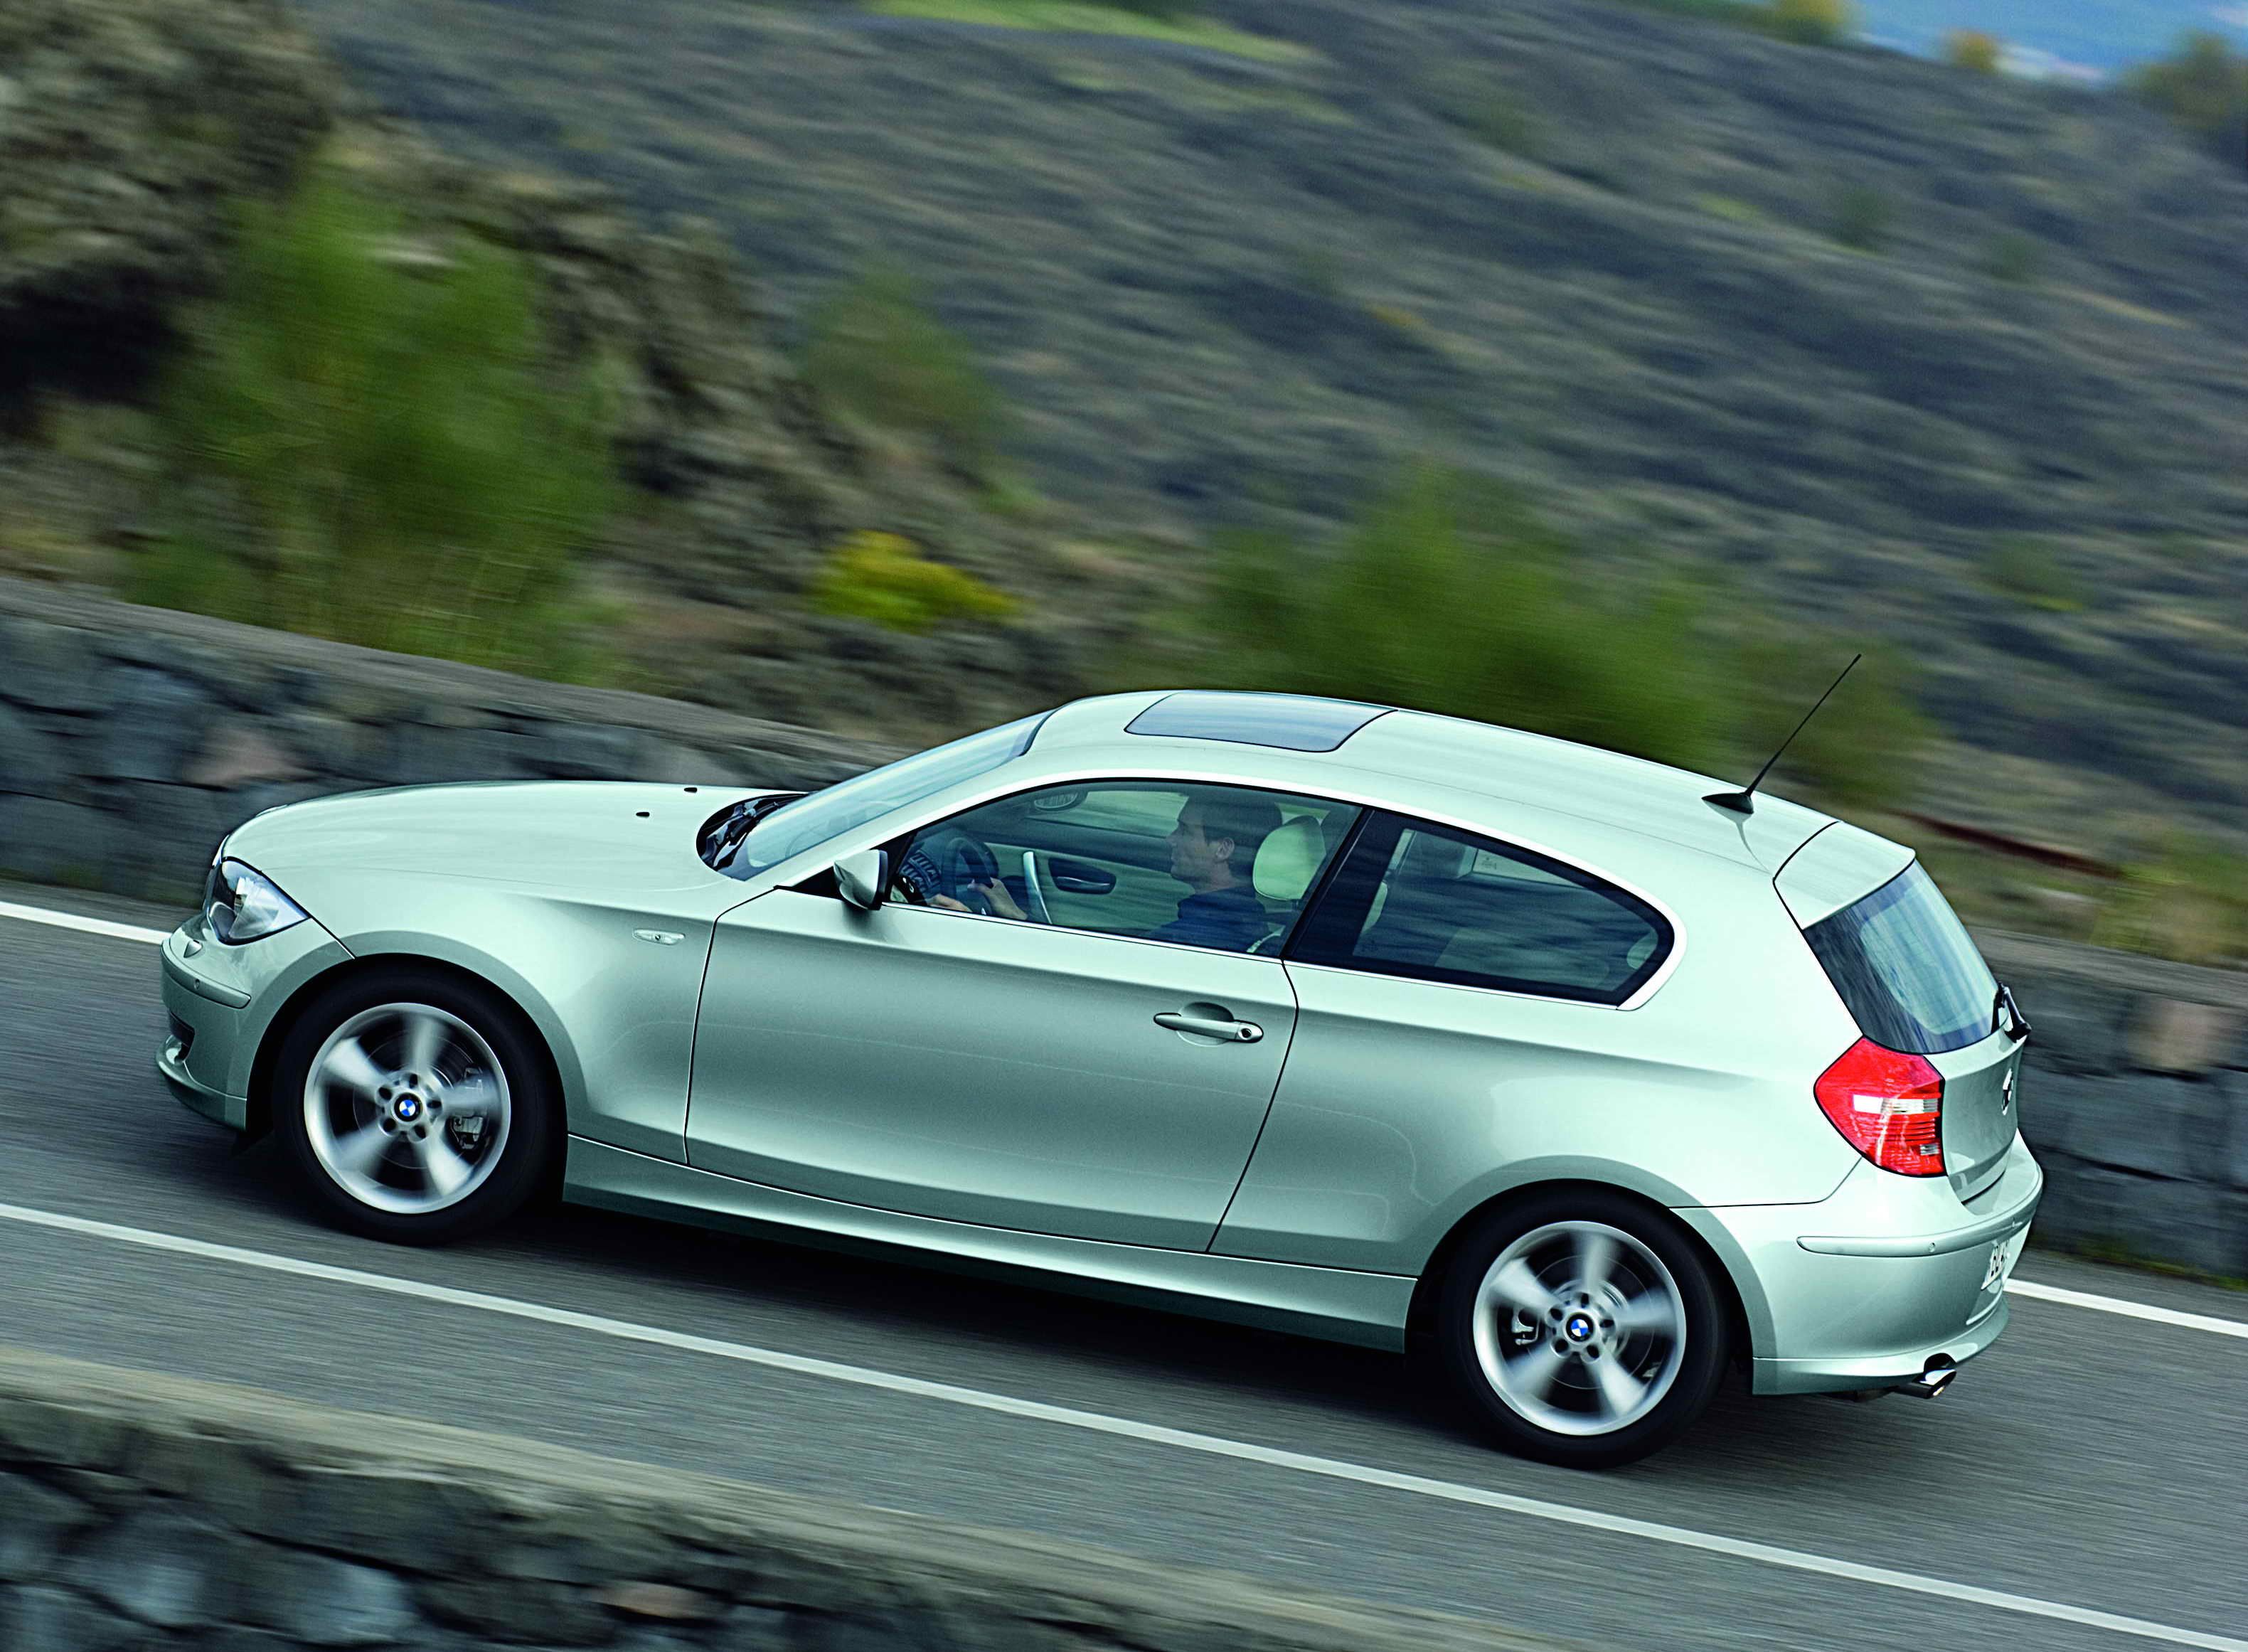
224,781,767,897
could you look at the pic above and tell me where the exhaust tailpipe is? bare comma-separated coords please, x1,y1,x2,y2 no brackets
1896,1356,1959,1399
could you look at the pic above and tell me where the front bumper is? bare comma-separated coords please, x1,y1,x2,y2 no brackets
157,912,351,1133
1680,1132,2044,1395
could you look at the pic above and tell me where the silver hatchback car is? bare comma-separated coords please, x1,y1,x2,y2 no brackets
160,691,2042,1466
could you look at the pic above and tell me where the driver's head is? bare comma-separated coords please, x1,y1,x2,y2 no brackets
1169,793,1282,892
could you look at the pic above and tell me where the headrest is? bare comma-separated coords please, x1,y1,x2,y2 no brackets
1253,816,1328,904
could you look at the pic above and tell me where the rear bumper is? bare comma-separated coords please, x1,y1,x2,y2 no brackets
1681,1133,2043,1396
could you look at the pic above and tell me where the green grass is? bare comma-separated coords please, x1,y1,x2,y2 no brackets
134,164,620,678
863,0,1313,63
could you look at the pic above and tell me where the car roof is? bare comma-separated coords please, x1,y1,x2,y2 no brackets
1035,691,1836,873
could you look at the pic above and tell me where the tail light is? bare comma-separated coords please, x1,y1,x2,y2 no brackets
1815,1038,1945,1176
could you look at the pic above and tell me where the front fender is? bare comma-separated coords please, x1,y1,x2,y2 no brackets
280,874,720,1163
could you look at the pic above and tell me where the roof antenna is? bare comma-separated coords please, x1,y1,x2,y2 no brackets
1705,654,1862,816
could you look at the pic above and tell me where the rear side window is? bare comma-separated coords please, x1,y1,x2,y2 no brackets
1290,814,1672,1006
1804,863,1996,1055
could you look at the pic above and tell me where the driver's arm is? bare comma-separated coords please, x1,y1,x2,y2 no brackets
934,879,1028,922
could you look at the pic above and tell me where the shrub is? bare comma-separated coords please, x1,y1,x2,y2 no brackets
138,166,617,675
1981,231,2044,286
2130,33,2248,164
2094,836,2248,967
1731,639,1929,810
1981,537,2086,611
1830,182,1895,250
1612,0,1855,46
801,268,1008,477
1422,66,1545,157
1945,30,2003,74
1766,0,1854,47
811,529,1017,632
1192,465,1738,772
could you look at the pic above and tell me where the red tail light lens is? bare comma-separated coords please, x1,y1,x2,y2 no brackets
1814,1038,1946,1176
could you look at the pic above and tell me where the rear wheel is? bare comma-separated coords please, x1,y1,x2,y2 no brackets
272,967,555,1245
1434,1189,1729,1469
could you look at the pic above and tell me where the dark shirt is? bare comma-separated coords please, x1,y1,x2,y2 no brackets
1150,885,1270,953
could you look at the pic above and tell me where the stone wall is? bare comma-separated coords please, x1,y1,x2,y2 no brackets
0,577,895,903
1988,932,2248,1281
4,576,2245,1281
0,1346,1560,1652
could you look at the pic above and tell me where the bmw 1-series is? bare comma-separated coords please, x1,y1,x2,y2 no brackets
159,691,2041,1466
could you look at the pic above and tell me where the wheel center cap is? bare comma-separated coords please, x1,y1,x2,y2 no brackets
394,1095,422,1122
1565,1312,1596,1342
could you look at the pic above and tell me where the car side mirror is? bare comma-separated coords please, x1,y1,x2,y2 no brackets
833,848,890,912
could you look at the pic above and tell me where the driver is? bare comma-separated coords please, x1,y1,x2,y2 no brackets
931,791,1280,954
1150,792,1281,952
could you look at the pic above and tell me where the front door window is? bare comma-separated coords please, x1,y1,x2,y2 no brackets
889,782,1358,956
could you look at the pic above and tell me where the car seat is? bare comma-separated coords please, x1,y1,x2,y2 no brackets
1246,815,1329,954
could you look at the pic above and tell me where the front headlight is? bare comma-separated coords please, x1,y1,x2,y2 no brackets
204,858,309,944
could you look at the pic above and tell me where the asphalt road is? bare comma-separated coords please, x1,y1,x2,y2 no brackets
2,880,2242,1652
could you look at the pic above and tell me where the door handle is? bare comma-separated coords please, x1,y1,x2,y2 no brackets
1154,1011,1263,1043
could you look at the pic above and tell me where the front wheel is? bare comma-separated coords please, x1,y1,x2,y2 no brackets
1434,1190,1730,1469
272,967,556,1245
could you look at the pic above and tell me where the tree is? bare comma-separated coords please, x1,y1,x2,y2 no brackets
2131,33,2248,169
1945,30,2003,75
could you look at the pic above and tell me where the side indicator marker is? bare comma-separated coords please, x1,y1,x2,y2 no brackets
634,930,684,947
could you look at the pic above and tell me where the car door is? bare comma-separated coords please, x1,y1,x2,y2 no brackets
1215,811,1683,1272
686,780,1354,1251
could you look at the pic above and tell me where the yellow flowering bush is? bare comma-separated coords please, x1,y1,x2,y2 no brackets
811,531,1017,633
1946,30,2003,73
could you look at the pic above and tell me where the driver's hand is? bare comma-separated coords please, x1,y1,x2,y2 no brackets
974,878,1029,922
928,894,971,912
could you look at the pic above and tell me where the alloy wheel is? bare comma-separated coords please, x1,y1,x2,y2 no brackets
1470,1220,1688,1437
302,1002,512,1216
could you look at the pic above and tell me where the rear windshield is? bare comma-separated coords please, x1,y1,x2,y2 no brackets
1804,863,1997,1055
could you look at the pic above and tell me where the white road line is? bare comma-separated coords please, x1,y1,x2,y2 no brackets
2005,1278,2248,1340
4,893,2245,1348
1,1200,2241,1652
0,898,170,947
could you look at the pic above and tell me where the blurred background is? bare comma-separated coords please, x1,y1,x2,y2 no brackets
2,0,2244,966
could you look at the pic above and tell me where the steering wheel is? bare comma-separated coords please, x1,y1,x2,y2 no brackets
902,826,1002,912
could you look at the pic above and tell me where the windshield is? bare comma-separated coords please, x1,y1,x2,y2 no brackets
1804,863,1998,1055
715,713,1050,879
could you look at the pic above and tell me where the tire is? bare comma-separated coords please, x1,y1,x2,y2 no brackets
272,966,557,1245
1432,1188,1730,1469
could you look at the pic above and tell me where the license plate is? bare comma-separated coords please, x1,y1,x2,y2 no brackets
1981,1241,2008,1291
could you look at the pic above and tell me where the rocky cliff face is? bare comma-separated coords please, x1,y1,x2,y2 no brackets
278,0,2248,850
0,0,1114,743
0,0,335,390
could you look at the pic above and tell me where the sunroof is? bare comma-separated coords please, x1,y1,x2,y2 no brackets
1124,693,1390,752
